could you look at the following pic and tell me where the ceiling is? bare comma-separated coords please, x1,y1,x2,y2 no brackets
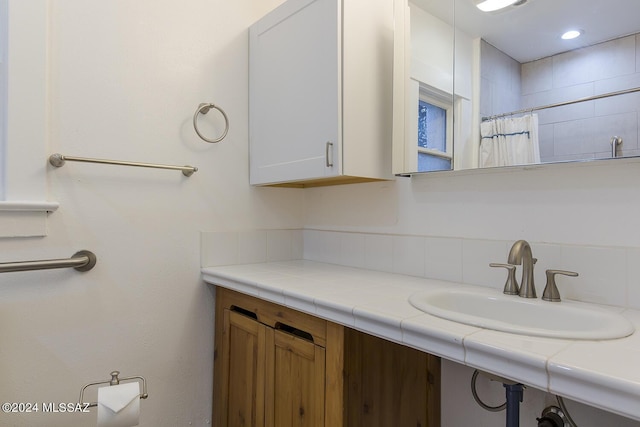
412,0,640,63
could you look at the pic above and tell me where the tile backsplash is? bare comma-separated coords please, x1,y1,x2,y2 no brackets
201,228,640,310
201,229,304,267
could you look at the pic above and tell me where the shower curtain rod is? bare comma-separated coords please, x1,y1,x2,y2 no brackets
482,86,640,121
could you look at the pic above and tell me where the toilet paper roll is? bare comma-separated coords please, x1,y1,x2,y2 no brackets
97,382,140,427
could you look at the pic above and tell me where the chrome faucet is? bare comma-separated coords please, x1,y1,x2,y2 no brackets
507,240,537,298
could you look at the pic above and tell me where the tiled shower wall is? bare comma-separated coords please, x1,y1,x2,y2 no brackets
480,40,522,120
481,34,640,163
523,34,640,162
201,228,640,311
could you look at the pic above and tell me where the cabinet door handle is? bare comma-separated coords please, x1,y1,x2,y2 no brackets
325,141,334,167
275,322,314,343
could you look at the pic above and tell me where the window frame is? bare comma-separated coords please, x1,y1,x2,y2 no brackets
417,89,453,163
404,81,454,173
0,0,58,238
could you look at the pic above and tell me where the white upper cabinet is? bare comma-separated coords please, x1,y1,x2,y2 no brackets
249,0,394,187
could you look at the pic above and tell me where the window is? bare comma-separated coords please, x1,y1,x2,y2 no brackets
0,0,58,238
416,88,452,172
0,0,6,196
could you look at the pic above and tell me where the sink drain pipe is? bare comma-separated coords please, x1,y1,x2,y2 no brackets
472,370,580,427
504,382,525,427
471,370,524,427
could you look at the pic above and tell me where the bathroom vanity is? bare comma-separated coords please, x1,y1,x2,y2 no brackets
203,260,640,424
212,287,440,426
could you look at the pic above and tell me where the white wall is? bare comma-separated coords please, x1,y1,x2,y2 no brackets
304,160,640,247
0,1,303,426
410,4,453,96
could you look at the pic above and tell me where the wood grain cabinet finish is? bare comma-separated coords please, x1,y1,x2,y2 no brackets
213,288,440,427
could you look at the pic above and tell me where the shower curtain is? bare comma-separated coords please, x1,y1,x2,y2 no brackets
479,114,541,168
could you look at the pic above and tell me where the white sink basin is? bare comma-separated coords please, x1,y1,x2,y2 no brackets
409,287,635,340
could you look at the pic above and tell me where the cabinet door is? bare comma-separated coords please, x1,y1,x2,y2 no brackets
220,309,268,427
249,0,340,185
265,328,326,427
344,329,440,427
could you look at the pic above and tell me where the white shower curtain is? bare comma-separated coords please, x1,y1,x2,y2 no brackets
479,114,541,168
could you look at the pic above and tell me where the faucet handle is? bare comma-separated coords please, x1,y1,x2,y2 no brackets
490,263,519,295
542,269,578,302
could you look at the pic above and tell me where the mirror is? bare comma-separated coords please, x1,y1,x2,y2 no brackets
394,0,640,175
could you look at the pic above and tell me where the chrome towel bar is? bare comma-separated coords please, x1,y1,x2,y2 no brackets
0,250,97,273
49,153,198,177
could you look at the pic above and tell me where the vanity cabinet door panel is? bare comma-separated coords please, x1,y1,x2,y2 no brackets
249,0,340,185
214,288,333,427
266,329,326,427
220,309,267,427
344,328,440,427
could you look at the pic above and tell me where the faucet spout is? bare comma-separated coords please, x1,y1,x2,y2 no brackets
507,240,536,298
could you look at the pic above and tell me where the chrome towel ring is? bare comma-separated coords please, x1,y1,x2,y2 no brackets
193,103,229,143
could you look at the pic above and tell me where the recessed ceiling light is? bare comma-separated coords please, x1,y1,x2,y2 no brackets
561,30,583,40
476,0,519,12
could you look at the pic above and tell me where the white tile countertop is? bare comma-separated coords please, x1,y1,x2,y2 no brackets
201,260,640,422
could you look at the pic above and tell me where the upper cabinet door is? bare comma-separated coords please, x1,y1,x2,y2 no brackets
249,0,340,186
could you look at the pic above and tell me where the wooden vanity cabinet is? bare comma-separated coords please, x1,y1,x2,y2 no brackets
213,287,441,427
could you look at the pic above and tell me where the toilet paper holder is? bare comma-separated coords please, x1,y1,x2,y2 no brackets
79,371,149,408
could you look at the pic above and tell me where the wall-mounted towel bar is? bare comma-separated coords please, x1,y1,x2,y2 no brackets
49,154,198,177
0,250,97,273
482,86,640,121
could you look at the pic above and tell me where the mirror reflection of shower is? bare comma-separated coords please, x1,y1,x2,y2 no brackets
394,0,640,174
479,36,640,165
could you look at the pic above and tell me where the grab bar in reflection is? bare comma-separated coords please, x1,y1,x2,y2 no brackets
611,136,623,158
0,250,97,273
49,154,198,177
